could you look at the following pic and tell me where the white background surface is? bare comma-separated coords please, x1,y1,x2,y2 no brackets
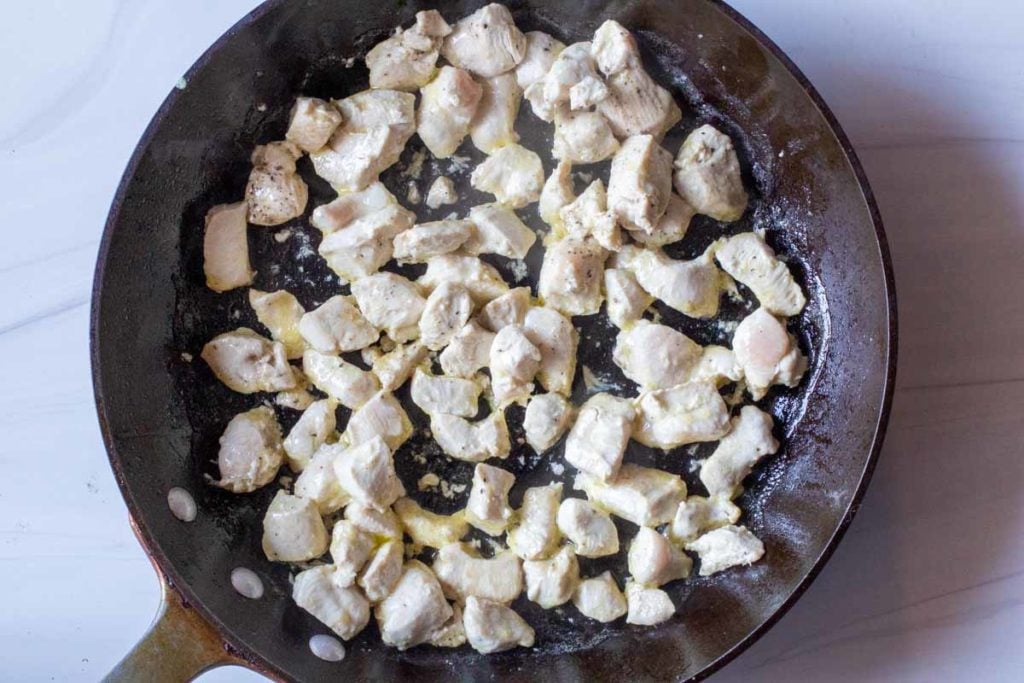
1,1,1021,680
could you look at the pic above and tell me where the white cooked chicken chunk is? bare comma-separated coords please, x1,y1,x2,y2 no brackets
215,406,283,493
419,254,510,303
262,491,328,562
283,398,336,471
329,520,375,586
630,192,695,248
524,42,606,122
563,392,635,481
607,134,673,234
431,411,511,462
393,497,469,549
418,66,483,158
479,286,531,332
293,565,370,640
470,73,521,154
248,289,305,359
350,272,426,343
470,143,544,208
615,244,728,318
439,321,495,378
245,141,308,226
538,237,608,317
715,232,806,316
490,324,541,405
203,202,252,292
274,369,315,411
298,295,378,353
557,498,619,558
523,305,578,395
419,282,474,351
673,124,748,222
591,19,638,76
515,31,565,89
294,443,349,514
358,539,404,603
335,435,405,510
202,328,296,394
507,483,562,561
285,96,343,152
464,204,537,259
668,495,741,545
559,179,622,251
302,349,380,409
465,463,516,535
632,381,731,450
441,3,527,78
700,405,779,500
523,393,574,453
575,463,686,527
685,525,765,576
375,560,453,650
366,11,451,91
463,596,535,654
733,307,807,399
433,543,524,603
310,90,416,191
410,368,483,418
344,390,413,451
539,162,576,233
524,545,579,608
426,175,459,209
604,268,652,329
345,501,403,542
392,219,473,263
572,571,627,623
628,527,692,587
429,603,467,648
553,110,620,164
368,342,428,392
624,583,675,626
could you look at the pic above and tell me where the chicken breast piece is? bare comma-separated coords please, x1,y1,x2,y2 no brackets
507,483,563,561
470,143,544,208
275,369,316,411
310,90,416,191
715,232,806,316
490,324,541,405
690,345,743,389
358,540,404,603
410,368,482,418
686,525,765,576
523,393,574,453
298,295,378,354
215,406,283,493
557,498,619,558
262,491,328,562
418,66,483,158
441,3,526,78
432,543,523,603
673,124,748,221
368,342,428,393
564,392,635,481
615,244,728,318
668,495,741,545
607,135,673,234
591,19,638,76
700,405,779,500
572,571,627,623
515,31,565,89
524,42,606,122
302,349,380,409
334,436,404,511
539,160,575,229
393,497,469,549
464,596,535,654
429,603,467,648
733,307,807,399
329,520,375,586
628,527,692,587
375,561,453,650
630,192,696,248
248,289,305,359
203,202,252,292
524,546,579,609
625,583,675,626
344,390,413,451
293,566,371,640
419,282,474,351
559,179,622,251
350,272,426,343
431,411,511,463
523,305,578,395
466,463,516,535
366,11,451,92
538,237,608,317
632,381,731,450
285,96,343,152
283,398,337,471
393,219,473,263
246,141,308,226
310,181,403,234
470,73,521,154
201,328,296,394
478,286,531,332
426,176,458,209
345,501,403,543
464,204,537,259
420,254,510,304
439,321,496,378
553,111,620,164
604,268,652,329
294,443,350,514
575,463,686,527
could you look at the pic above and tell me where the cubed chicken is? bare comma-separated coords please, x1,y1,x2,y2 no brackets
624,583,675,626
366,11,450,91
393,219,473,263
464,204,537,259
523,305,578,395
507,483,563,561
293,566,371,640
201,328,296,394
575,463,686,527
262,491,328,562
524,42,606,122
431,411,511,462
715,232,806,316
334,435,405,510
630,192,695,248
368,342,428,392
283,398,337,471
628,527,692,587
285,96,343,152
557,498,619,557
470,143,544,208
615,244,728,318
345,501,403,543
441,3,527,78
418,66,483,158
523,546,579,609
537,237,608,317
358,539,404,603
607,135,673,234
591,19,638,76
478,286,531,332
426,176,459,209
686,525,765,576
604,268,652,328
215,406,283,493
419,282,474,351
246,141,308,226
572,571,627,623
490,324,541,405
302,349,380,409
298,295,378,353
700,405,779,500
350,272,426,343
470,73,522,154
632,381,731,449
429,603,467,648
419,254,510,303
673,124,748,221
563,392,635,481
553,111,620,164
248,289,306,359
733,307,807,399
375,561,453,650
410,368,482,417
203,202,253,292
439,321,496,378
294,443,349,514
523,393,574,453
668,495,741,545
515,31,565,89
344,390,413,451
539,160,575,229
275,373,317,411
690,345,744,387
558,179,622,251
465,463,516,535
432,543,524,603
329,520,375,586
393,497,469,549
463,596,535,654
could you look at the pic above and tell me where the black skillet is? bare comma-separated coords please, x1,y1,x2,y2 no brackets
92,0,896,680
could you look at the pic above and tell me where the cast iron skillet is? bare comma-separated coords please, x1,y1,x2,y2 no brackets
92,0,896,680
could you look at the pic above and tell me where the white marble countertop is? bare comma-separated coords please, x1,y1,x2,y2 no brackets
1,1,1022,680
